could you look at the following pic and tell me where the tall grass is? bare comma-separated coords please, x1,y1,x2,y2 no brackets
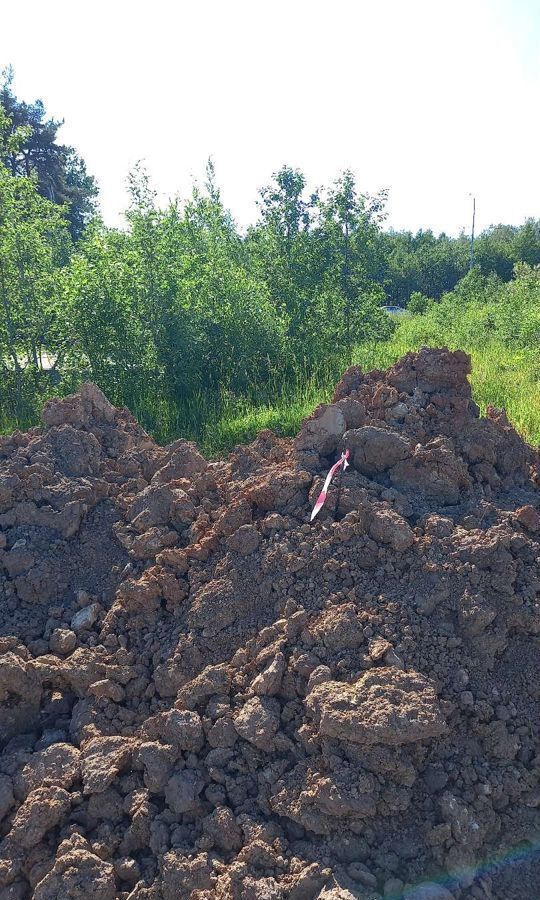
1,331,538,455
185,338,540,457
390,313,540,445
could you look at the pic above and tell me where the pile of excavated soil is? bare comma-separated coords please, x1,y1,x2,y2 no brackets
0,348,539,900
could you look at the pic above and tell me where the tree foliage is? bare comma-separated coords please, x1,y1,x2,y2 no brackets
0,68,98,240
0,104,71,419
1,93,539,440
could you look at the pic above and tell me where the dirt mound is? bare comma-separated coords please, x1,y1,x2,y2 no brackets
0,349,539,900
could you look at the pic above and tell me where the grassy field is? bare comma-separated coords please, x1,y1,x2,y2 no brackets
162,335,540,457
2,331,539,457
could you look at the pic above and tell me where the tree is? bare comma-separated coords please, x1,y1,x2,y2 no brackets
512,219,540,268
474,224,516,281
316,171,392,358
0,104,72,418
246,166,322,359
258,165,315,243
0,67,98,240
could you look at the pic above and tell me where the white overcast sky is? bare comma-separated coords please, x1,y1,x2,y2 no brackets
1,0,539,235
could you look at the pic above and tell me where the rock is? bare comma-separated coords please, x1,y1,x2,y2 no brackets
387,347,471,395
9,785,71,848
240,876,283,899
130,526,177,560
234,696,280,750
115,572,162,618
369,507,414,551
207,716,238,748
202,805,242,851
128,483,194,532
114,856,140,885
311,604,364,651
81,736,135,794
0,652,43,744
252,652,286,696
216,499,253,536
227,523,261,555
87,787,123,823
245,467,312,511
164,769,205,814
390,440,471,505
162,708,204,751
71,603,100,634
89,678,125,702
49,628,77,654
383,648,405,669
2,547,35,578
347,862,377,887
368,637,393,661
344,426,410,475
306,668,448,745
515,504,540,532
33,847,116,900
390,401,409,420
439,792,483,847
161,851,213,900
307,666,332,691
316,886,360,900
15,743,80,797
295,404,346,456
270,761,377,835
156,546,189,572
138,741,175,793
42,381,116,428
144,709,204,752
169,489,198,529
44,425,101,477
175,664,231,709
288,863,329,900
151,440,207,484
332,365,364,401
189,576,242,637
423,514,454,537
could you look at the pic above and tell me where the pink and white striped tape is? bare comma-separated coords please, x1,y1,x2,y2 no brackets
310,449,350,522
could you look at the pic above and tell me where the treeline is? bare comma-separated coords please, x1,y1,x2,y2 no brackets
1,77,540,440
400,264,540,353
384,221,540,305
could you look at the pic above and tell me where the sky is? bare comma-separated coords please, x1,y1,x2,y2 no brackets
1,0,539,236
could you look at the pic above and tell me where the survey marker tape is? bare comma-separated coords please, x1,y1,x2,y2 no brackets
310,449,350,521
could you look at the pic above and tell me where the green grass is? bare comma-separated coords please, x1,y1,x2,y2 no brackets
382,321,540,445
459,346,540,444
188,338,540,457
2,330,539,456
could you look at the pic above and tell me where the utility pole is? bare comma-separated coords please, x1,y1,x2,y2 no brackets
469,194,476,271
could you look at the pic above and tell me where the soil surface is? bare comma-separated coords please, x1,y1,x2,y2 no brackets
0,348,539,900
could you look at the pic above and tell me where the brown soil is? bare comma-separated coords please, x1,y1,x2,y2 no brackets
0,348,539,900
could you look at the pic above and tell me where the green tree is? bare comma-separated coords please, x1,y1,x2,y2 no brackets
0,104,71,418
247,166,322,357
512,219,540,268
474,224,516,280
316,171,392,358
0,68,98,240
